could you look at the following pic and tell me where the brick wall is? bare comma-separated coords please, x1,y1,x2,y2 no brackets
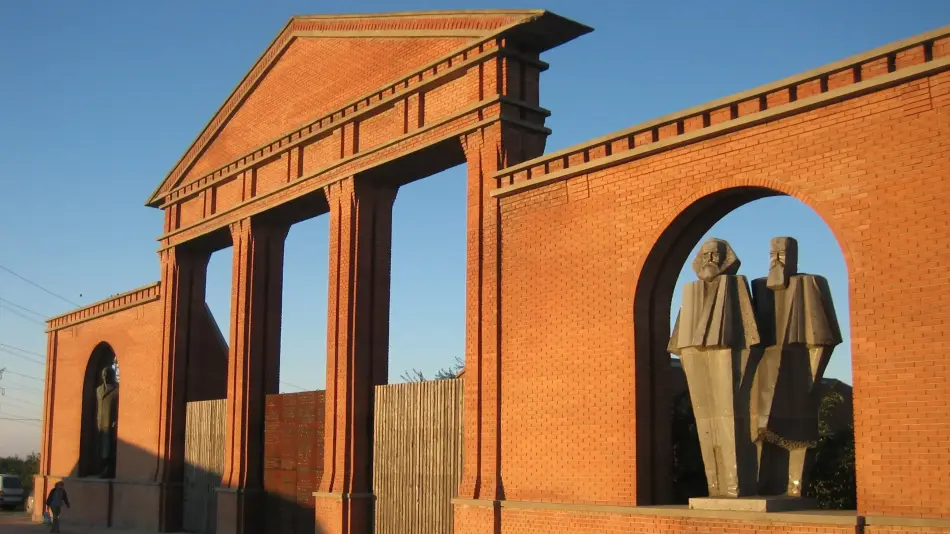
46,295,165,481
42,285,231,480
495,67,950,520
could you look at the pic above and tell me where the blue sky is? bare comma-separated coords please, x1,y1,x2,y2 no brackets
1,0,948,456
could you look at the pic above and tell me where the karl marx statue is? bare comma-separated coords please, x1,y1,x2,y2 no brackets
95,366,119,478
669,238,761,498
750,237,842,497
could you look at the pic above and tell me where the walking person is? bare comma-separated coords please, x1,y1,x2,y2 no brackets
45,481,70,533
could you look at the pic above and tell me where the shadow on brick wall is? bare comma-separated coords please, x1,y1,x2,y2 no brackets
39,392,327,534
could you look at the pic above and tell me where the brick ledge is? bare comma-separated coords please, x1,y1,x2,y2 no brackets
46,282,161,332
454,498,860,525
492,23,950,197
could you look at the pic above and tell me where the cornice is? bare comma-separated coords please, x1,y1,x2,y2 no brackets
146,10,590,208
155,97,549,250
492,23,950,198
46,282,161,332
154,42,549,210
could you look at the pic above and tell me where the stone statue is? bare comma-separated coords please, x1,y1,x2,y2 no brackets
669,238,761,498
750,237,842,497
95,366,119,478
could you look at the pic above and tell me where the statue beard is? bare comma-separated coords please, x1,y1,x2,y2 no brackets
767,262,788,289
699,262,722,282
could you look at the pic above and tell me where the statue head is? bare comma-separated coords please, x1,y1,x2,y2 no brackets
767,236,799,289
101,366,116,386
691,238,740,282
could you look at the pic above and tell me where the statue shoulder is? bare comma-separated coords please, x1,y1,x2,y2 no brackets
793,273,833,292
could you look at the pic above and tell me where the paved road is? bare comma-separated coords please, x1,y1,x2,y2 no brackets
0,511,189,533
0,510,43,533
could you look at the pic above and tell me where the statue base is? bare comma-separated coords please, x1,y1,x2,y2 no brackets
688,496,817,513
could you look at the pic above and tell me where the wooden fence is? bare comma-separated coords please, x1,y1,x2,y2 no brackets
183,399,227,534
373,378,464,534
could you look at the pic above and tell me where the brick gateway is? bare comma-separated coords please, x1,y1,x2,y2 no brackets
34,10,950,534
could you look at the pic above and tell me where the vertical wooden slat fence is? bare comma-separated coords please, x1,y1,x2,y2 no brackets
373,378,463,534
183,398,227,534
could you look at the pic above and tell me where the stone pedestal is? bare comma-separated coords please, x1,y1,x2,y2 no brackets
59,478,112,528
689,495,817,513
215,487,264,534
112,480,166,531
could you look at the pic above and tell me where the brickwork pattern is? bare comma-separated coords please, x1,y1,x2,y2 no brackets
38,10,950,534
498,509,855,534
153,12,540,202
867,527,950,534
45,300,165,480
496,69,950,516
263,391,326,534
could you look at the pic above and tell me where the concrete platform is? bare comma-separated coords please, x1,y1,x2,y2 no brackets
688,496,818,513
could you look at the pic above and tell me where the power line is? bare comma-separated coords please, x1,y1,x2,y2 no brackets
0,396,41,410
0,264,80,307
1,383,43,395
0,303,45,326
0,408,39,420
2,369,43,382
0,343,45,358
0,347,44,365
280,380,309,392
0,296,45,318
0,393,40,408
0,417,41,427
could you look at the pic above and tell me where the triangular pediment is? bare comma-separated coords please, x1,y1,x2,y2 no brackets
146,10,592,207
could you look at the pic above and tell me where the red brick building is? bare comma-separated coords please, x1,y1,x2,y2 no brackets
35,10,950,534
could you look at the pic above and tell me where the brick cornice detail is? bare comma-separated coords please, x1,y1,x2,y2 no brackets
46,282,161,332
153,46,548,211
155,100,549,250
146,10,588,207
493,24,950,197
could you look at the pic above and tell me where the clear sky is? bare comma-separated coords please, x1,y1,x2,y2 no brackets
1,0,948,457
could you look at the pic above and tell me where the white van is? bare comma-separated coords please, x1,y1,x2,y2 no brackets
0,474,24,509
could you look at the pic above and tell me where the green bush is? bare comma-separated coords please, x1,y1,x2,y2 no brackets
0,452,39,496
671,389,856,509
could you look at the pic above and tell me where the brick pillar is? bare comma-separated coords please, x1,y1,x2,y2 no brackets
34,329,59,522
314,177,396,534
454,122,545,533
217,217,288,534
155,245,211,532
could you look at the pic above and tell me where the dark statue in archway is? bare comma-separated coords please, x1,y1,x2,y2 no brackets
94,366,119,478
669,236,841,508
750,236,842,497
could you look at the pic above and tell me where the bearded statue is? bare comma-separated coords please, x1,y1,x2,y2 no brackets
749,237,842,497
669,238,761,498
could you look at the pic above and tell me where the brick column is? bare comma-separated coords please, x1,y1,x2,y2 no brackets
217,217,288,534
454,122,545,533
34,329,59,523
155,245,211,532
314,176,396,534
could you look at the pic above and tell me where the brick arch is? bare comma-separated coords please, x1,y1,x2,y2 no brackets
630,179,853,505
77,341,119,478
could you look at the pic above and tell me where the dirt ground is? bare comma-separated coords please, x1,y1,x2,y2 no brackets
0,510,181,533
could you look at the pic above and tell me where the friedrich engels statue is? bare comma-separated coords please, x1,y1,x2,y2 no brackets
749,236,842,497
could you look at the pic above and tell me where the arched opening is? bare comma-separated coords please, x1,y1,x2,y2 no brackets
78,342,119,479
634,188,854,509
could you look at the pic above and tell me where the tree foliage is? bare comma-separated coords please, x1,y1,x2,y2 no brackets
803,391,857,509
0,452,39,495
671,387,856,509
399,356,464,383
